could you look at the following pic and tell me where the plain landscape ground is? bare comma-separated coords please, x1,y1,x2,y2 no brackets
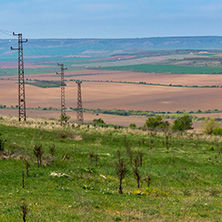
1,47,222,221
1,116,222,221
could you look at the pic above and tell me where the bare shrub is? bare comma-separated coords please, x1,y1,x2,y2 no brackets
133,156,141,188
33,144,44,167
115,150,128,194
24,159,30,177
89,152,95,164
150,139,154,149
22,171,25,188
165,135,169,151
0,133,6,152
144,175,151,187
125,145,133,167
138,151,144,166
20,203,28,222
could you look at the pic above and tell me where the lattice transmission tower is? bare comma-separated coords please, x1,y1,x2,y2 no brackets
56,63,67,121
76,80,84,122
11,32,28,122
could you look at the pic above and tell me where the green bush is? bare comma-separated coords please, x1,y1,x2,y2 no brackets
201,118,220,134
144,116,169,129
172,115,193,131
129,123,137,128
59,114,71,123
93,118,105,124
213,128,222,135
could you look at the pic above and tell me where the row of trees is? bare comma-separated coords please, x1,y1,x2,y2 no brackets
144,115,193,131
143,115,222,135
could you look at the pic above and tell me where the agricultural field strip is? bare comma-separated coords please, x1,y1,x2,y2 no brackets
0,54,191,77
1,106,222,123
1,78,222,88
101,63,222,74
67,54,192,69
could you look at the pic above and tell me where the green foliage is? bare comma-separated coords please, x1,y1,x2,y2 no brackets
144,116,170,129
172,115,193,131
59,114,71,123
129,123,137,128
201,118,220,134
93,118,105,124
213,128,222,135
26,80,66,88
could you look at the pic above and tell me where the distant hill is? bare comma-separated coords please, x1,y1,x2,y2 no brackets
1,36,222,60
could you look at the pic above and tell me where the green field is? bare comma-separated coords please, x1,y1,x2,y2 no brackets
0,117,222,221
101,63,222,74
25,80,66,88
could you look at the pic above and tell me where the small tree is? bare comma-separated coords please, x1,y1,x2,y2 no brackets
24,159,30,177
201,118,220,134
138,151,144,166
0,133,6,152
165,135,169,151
144,175,151,187
133,156,141,188
172,115,193,131
20,203,28,222
115,150,128,194
59,114,71,123
33,144,44,167
144,116,169,129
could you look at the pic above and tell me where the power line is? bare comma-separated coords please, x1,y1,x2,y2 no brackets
25,42,57,65
0,29,15,37
24,42,59,74
26,41,55,64
0,28,13,33
23,59,57,75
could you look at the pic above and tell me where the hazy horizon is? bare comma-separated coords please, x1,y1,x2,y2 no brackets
2,36,222,41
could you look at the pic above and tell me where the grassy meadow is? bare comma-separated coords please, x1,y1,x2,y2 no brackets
0,116,222,221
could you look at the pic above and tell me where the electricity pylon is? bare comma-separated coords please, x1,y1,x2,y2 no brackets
76,80,83,122
56,63,67,124
11,32,28,122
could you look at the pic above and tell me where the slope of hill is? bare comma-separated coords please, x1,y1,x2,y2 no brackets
1,36,222,61
0,117,222,221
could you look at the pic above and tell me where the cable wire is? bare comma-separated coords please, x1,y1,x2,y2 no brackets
0,29,15,37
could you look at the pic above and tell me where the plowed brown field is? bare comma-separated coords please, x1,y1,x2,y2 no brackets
1,69,222,126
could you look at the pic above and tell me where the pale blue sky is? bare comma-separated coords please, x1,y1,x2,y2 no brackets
1,0,222,38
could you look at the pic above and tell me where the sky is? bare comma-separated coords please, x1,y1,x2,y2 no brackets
1,0,222,39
